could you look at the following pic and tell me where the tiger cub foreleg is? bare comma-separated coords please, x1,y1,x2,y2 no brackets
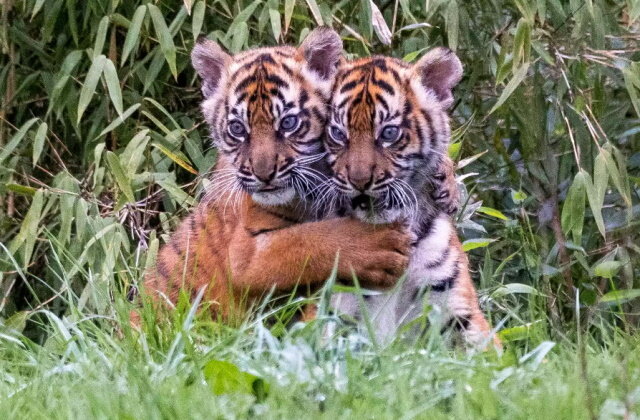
403,214,500,350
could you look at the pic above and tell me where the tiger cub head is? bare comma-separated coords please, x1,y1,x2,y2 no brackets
191,27,342,206
325,48,462,223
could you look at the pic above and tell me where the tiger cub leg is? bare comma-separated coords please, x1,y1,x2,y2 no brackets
438,239,502,350
431,156,460,216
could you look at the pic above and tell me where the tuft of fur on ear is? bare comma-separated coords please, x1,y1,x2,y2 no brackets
191,38,232,97
413,47,463,109
299,27,343,80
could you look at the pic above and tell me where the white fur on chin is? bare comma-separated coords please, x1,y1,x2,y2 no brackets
251,187,296,206
353,207,404,224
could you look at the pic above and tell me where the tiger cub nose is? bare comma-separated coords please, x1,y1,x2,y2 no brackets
251,159,278,183
348,171,374,192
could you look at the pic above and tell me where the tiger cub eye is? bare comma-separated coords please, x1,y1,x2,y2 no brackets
228,120,247,138
280,115,299,132
380,125,400,143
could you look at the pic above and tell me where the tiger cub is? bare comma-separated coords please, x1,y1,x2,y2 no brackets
143,28,411,321
324,49,499,348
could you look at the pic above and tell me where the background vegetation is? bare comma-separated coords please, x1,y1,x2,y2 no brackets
1,0,640,417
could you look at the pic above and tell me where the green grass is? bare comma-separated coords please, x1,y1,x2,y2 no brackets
1,286,639,419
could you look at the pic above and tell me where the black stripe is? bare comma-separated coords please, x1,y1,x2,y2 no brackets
266,74,288,88
441,314,471,333
374,79,395,95
234,76,257,94
424,247,450,269
414,217,435,243
430,265,460,293
256,53,276,64
340,80,358,93
247,227,286,236
264,208,300,223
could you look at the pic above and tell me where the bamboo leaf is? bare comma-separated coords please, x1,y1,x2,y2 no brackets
32,122,48,167
103,58,124,116
121,5,146,66
599,289,640,305
462,238,496,252
147,4,178,79
268,2,281,42
9,190,45,267
106,151,136,203
152,143,198,175
593,260,623,279
477,206,509,221
582,171,605,239
183,0,194,14
284,0,295,35
192,1,206,41
96,103,142,139
445,0,459,51
305,0,324,25
77,55,106,124
370,1,391,45
489,63,529,114
0,118,38,165
93,16,109,58
561,171,586,244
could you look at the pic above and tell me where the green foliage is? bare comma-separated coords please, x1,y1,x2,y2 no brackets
1,0,640,414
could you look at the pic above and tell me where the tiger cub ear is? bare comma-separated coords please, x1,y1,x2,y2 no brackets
298,27,343,80
191,38,232,97
413,47,463,109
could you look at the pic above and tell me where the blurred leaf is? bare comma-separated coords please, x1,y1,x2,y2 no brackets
192,1,206,41
512,18,531,70
462,238,496,252
121,5,146,66
283,0,295,35
268,2,281,42
231,22,249,53
93,16,109,58
489,63,529,114
593,261,622,279
445,0,458,51
32,122,48,167
9,190,45,267
403,48,427,63
561,171,586,244
77,55,106,124
148,4,178,79
97,104,141,138
359,0,372,40
103,58,124,116
6,184,37,196
183,0,194,14
370,1,391,45
518,341,555,369
599,289,640,305
492,283,542,298
203,360,270,400
582,169,605,239
0,118,38,165
106,151,136,204
152,143,198,175
305,0,324,25
477,206,509,221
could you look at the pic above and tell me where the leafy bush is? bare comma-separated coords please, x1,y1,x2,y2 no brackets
1,0,639,342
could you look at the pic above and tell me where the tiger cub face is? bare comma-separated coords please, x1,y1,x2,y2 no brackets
325,48,463,223
191,28,342,206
